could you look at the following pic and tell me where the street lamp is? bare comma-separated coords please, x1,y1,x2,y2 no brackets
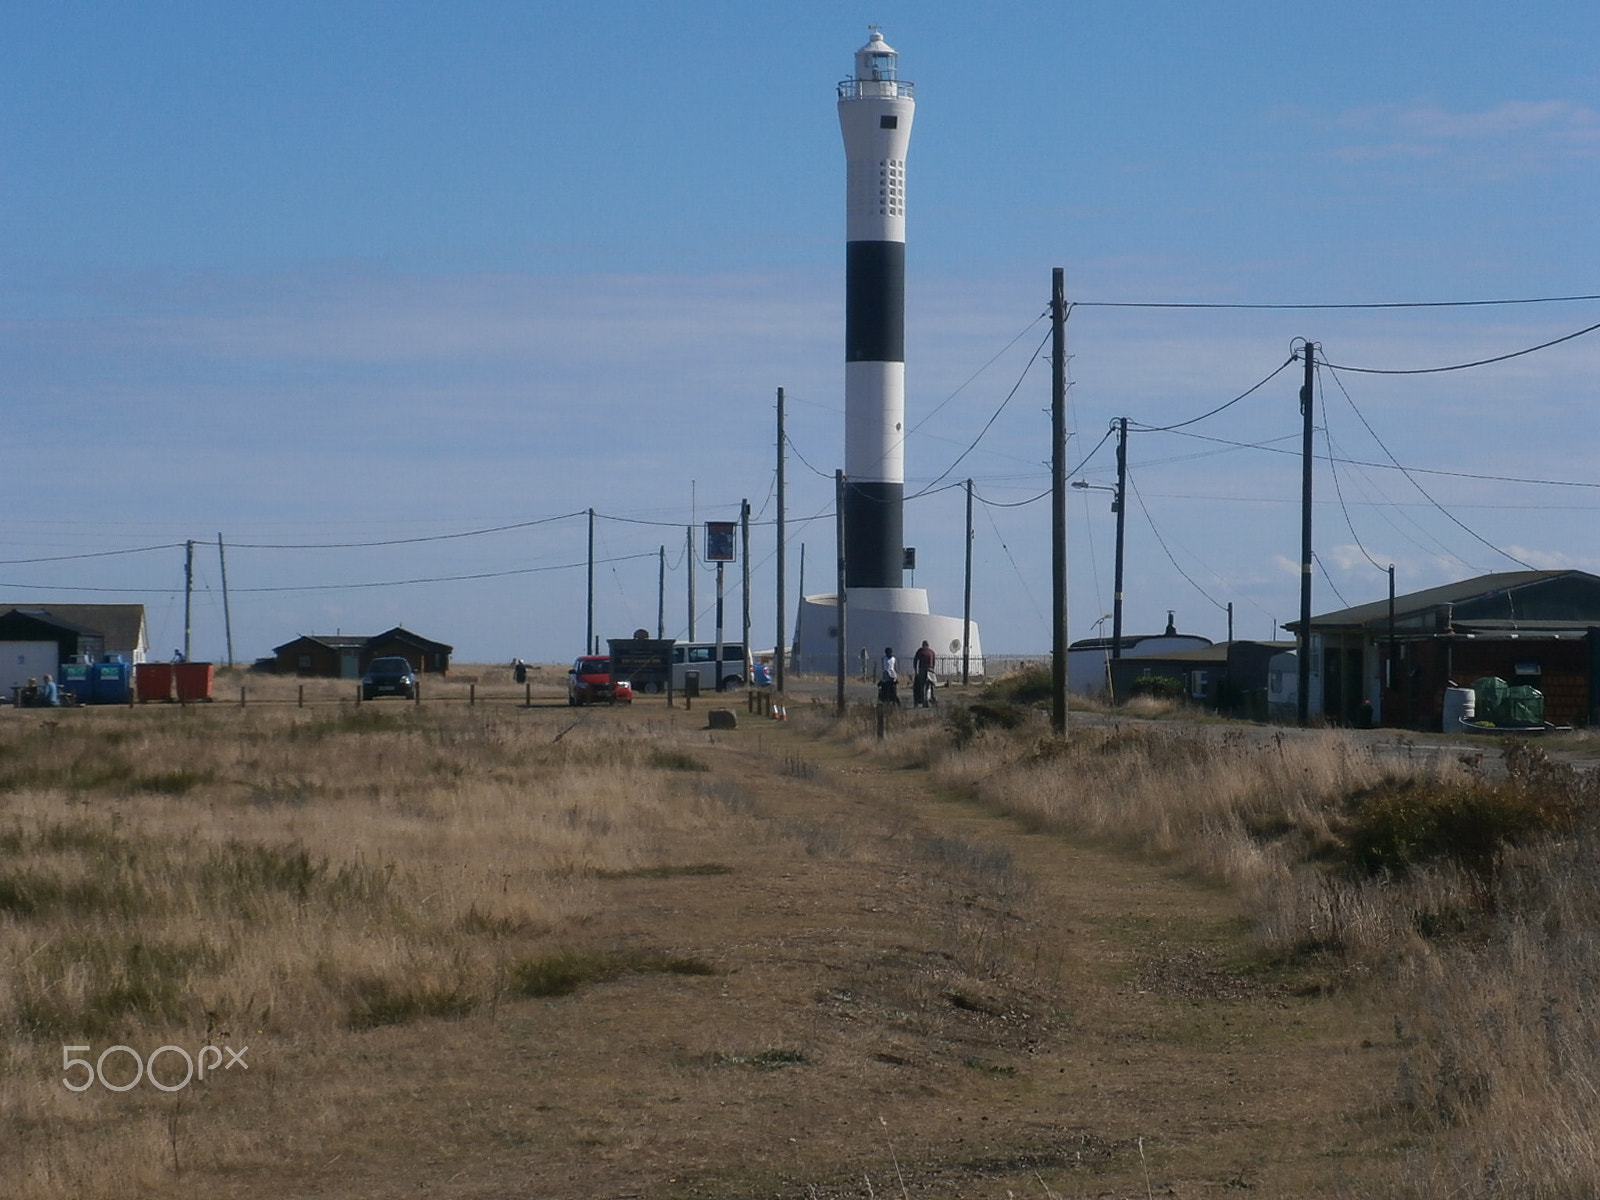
1072,478,1126,659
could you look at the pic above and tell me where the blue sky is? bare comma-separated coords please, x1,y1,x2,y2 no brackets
4,2,1597,664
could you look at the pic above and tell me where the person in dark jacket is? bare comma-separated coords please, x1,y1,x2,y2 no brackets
912,641,936,707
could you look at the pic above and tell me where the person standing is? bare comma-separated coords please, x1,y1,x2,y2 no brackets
912,640,936,707
878,647,899,706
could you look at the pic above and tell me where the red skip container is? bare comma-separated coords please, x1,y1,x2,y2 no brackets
135,662,173,702
174,662,215,702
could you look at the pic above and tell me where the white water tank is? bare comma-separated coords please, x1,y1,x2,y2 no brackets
1442,686,1475,732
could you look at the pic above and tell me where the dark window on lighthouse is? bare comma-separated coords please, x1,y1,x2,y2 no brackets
880,115,898,129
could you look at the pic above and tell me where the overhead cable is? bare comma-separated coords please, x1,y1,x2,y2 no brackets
0,542,186,566
907,325,1051,498
1128,357,1296,433
1322,318,1600,375
228,511,587,550
1321,365,1534,569
1068,293,1600,311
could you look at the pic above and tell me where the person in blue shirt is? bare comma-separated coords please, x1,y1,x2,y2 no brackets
40,674,59,706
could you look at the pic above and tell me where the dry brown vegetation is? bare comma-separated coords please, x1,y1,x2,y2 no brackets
2,664,1598,1197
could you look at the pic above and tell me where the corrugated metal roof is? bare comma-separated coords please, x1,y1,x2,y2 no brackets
1287,571,1585,631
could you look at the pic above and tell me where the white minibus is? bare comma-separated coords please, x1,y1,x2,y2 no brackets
670,642,748,692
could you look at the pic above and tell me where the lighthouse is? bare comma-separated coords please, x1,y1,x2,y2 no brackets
790,29,984,678
838,28,912,589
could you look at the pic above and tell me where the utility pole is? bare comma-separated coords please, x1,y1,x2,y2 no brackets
740,498,750,681
686,524,696,641
1298,341,1315,727
835,470,847,717
775,387,787,692
657,545,665,639
1387,563,1397,721
586,508,595,655
688,480,698,641
217,533,234,668
183,540,194,663
1050,268,1069,735
714,544,726,693
962,478,974,686
1112,416,1128,659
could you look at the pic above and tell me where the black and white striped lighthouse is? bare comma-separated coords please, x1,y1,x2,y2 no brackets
791,30,983,673
838,28,913,590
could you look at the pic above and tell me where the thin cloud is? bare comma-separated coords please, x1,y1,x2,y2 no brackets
1330,99,1600,172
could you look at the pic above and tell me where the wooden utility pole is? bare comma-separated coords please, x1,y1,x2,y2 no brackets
686,523,696,641
740,498,750,680
775,387,786,692
183,540,194,663
835,470,847,717
586,508,595,655
217,533,234,668
1112,416,1128,660
657,545,665,639
1050,268,1069,735
1298,341,1315,726
1387,563,1397,719
962,478,974,686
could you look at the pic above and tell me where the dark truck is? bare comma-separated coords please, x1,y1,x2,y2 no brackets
606,638,674,695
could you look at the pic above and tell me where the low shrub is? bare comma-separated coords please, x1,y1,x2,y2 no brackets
981,666,1052,707
1343,773,1578,879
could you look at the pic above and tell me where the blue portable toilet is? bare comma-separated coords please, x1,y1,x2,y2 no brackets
92,659,131,705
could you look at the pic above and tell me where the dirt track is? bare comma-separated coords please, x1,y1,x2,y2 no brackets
258,690,1407,1198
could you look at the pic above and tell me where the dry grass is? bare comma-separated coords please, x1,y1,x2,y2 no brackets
0,695,762,1196
11,663,1599,1197
924,695,1600,1196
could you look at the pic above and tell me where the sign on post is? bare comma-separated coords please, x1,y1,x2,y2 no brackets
705,522,736,562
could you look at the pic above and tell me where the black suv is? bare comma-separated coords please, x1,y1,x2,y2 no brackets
361,656,417,700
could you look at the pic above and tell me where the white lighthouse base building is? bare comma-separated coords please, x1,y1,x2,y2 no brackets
790,587,983,680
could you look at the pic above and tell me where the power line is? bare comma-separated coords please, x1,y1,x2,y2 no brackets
0,553,660,596
227,511,586,549
0,542,186,566
1127,356,1295,433
1322,318,1600,375
1126,472,1228,613
907,325,1052,498
973,486,1050,509
1321,364,1534,569
1312,552,1351,608
1151,428,1600,489
784,433,834,480
1069,293,1600,311
909,310,1049,435
1319,392,1388,574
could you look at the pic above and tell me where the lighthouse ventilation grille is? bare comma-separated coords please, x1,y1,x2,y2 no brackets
878,160,904,216
847,159,906,222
